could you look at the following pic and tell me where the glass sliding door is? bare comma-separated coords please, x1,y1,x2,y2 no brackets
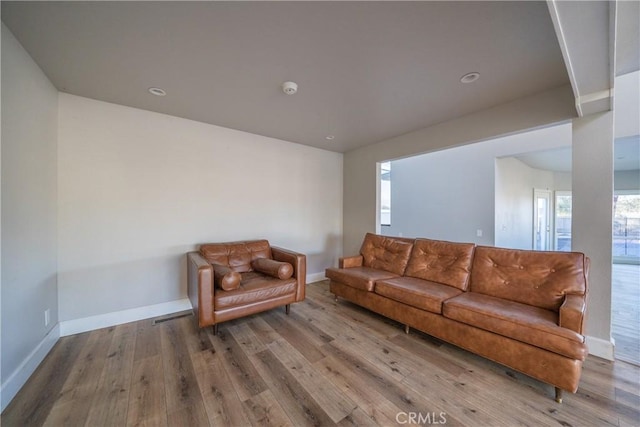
533,189,551,251
613,192,640,264
555,191,572,251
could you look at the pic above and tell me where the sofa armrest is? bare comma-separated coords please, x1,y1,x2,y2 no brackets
272,246,306,301
187,252,214,327
339,255,363,268
559,294,586,334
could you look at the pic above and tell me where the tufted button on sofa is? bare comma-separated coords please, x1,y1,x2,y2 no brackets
326,233,589,403
188,239,306,334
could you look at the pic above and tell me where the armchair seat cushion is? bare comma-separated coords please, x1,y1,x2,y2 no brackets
214,272,297,310
375,277,462,314
325,266,399,292
443,292,587,360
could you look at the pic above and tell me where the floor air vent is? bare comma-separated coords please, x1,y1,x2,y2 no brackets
152,310,193,325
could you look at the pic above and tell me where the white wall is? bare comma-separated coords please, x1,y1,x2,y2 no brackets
573,112,614,359
58,94,343,323
1,24,59,409
382,124,571,248
615,170,640,192
495,158,539,249
495,159,572,250
554,171,572,190
614,71,640,139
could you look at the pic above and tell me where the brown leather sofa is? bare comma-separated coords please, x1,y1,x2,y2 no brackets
188,239,306,334
326,233,589,402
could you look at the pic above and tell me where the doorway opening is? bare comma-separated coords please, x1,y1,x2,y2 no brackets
533,189,552,251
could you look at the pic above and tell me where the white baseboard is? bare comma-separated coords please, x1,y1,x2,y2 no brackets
586,335,615,361
1,323,61,412
306,272,327,284
59,298,193,337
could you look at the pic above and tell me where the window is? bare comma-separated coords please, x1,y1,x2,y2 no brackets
555,191,572,251
613,193,640,261
380,162,391,226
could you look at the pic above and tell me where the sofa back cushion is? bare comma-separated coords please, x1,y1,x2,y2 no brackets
405,239,475,290
470,246,588,311
200,240,272,273
360,233,414,275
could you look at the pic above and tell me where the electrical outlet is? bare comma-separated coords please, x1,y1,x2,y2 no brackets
476,229,483,237
44,309,50,327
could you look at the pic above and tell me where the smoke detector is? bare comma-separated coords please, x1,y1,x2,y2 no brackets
282,81,298,95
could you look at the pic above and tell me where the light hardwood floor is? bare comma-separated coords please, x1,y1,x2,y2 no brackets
3,280,639,426
612,263,640,366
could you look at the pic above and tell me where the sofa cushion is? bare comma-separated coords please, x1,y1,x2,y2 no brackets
212,264,242,290
404,239,475,291
360,233,414,275
375,277,463,314
443,292,587,360
470,246,588,311
214,272,297,310
325,266,399,292
252,258,293,280
201,240,272,273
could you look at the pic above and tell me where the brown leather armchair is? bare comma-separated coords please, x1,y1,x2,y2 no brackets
187,239,306,334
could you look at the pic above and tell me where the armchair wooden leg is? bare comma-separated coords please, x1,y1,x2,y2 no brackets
213,324,218,336
555,387,563,403
404,325,410,334
285,304,290,315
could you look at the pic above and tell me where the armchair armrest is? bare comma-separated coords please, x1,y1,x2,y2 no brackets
272,246,306,302
187,252,214,327
339,255,363,268
559,294,586,334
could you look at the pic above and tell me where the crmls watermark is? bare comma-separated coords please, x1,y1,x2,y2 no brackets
395,411,447,425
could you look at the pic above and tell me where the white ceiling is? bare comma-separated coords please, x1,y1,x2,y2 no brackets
515,136,640,173
1,1,573,153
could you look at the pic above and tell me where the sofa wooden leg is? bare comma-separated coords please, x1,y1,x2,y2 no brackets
404,325,410,334
334,295,338,302
555,387,563,403
285,304,290,315
213,324,218,336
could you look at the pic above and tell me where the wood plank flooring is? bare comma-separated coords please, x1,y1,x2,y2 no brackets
612,263,640,366
3,280,639,426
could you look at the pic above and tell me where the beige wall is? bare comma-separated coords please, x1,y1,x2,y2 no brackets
1,23,59,408
57,93,343,322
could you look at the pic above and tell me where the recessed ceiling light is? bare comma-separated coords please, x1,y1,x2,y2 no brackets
325,135,335,141
148,87,166,96
460,72,480,84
